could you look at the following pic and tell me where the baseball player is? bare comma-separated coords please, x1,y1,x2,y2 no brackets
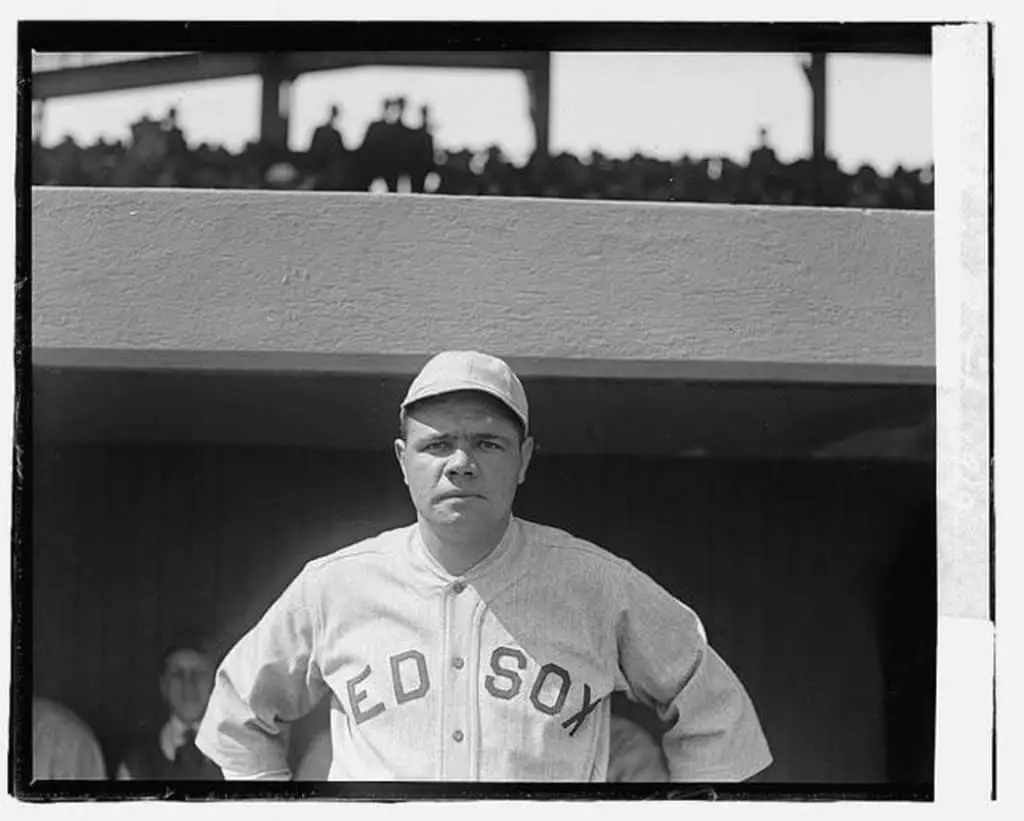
293,710,670,782
196,350,772,781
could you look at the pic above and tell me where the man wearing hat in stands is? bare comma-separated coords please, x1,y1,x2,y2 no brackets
198,351,771,782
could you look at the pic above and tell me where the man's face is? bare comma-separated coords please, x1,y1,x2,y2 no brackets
394,392,533,536
160,649,215,725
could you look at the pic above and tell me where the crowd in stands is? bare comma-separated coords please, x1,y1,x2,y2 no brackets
31,100,934,210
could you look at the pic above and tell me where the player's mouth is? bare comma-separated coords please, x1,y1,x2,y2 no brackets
437,491,483,501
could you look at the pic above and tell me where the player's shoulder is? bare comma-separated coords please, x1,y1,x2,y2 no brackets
302,524,416,576
517,518,633,572
32,697,98,742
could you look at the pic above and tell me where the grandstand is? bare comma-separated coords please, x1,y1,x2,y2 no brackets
32,51,553,161
29,30,933,208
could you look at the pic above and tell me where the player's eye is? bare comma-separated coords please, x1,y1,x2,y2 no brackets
422,440,451,453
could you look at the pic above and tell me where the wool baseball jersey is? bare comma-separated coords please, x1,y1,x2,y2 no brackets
32,697,107,780
196,518,772,782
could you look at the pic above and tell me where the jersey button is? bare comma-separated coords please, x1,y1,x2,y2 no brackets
452,730,464,743
452,656,465,670
452,581,466,595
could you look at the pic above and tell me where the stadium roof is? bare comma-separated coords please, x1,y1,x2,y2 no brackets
32,52,189,73
29,51,548,100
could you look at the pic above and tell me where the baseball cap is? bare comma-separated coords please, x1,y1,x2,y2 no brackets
401,350,529,433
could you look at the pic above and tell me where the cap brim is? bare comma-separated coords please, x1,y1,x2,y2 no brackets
402,381,528,431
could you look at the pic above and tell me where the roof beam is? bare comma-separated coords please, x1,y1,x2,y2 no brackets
30,50,545,100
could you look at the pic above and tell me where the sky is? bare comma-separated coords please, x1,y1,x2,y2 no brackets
35,52,933,174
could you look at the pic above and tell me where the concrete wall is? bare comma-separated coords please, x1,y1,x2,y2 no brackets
32,188,934,384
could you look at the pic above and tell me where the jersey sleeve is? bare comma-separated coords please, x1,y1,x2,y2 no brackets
195,565,329,779
613,562,773,782
32,699,108,780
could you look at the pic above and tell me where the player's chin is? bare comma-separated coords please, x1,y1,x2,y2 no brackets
430,501,492,525
432,505,475,523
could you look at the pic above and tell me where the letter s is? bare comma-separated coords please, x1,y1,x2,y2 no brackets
484,646,526,700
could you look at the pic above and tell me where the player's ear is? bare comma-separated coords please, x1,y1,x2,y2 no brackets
517,436,535,485
394,438,410,485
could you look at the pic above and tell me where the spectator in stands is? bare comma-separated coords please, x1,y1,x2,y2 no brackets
817,155,850,208
749,127,778,172
393,96,409,126
156,108,189,187
480,144,516,196
357,97,401,191
31,135,51,185
117,642,222,780
850,164,885,208
32,696,108,780
265,160,302,189
435,147,478,196
187,142,228,189
307,103,349,190
118,115,171,186
309,104,346,157
163,107,188,161
406,104,436,194
886,164,921,210
30,96,934,211
49,134,85,186
389,96,418,192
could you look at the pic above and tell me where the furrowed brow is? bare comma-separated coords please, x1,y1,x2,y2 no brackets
475,433,514,445
417,432,452,446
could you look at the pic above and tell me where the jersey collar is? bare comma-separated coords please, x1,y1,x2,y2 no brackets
408,516,523,586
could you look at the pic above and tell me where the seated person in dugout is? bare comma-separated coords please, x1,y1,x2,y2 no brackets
118,642,222,780
197,351,772,781
32,696,108,780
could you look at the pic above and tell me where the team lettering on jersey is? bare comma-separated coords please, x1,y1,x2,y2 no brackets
344,645,603,736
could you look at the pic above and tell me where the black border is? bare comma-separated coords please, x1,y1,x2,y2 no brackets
11,22,34,802
13,19,945,804
986,19,997,802
20,20,937,54
18,781,933,802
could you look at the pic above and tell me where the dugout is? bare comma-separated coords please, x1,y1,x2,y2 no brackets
28,187,935,787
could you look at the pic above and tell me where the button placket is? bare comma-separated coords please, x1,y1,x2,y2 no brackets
449,583,467,674
442,579,475,778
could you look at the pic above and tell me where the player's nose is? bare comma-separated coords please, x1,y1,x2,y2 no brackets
445,446,477,476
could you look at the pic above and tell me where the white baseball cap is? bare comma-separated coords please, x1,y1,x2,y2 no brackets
401,350,529,433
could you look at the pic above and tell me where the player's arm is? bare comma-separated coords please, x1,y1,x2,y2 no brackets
613,562,772,783
196,567,328,780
